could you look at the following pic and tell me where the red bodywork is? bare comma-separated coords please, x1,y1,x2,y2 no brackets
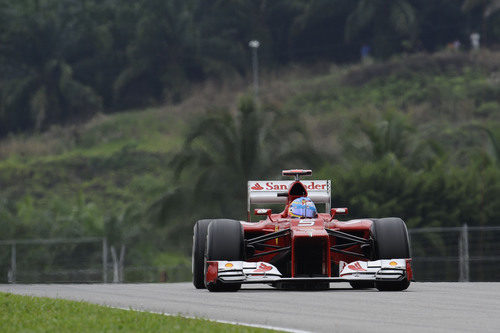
242,215,372,278
242,179,373,278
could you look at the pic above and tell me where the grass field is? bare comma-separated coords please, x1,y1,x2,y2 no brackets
0,292,279,332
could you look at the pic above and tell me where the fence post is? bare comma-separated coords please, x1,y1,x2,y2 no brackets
458,223,470,282
119,244,125,283
102,238,108,283
8,243,16,284
110,246,118,283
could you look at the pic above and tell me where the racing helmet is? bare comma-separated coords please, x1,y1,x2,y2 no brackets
288,197,317,218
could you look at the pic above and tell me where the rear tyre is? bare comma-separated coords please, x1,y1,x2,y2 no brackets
192,219,213,289
371,218,411,292
205,219,244,292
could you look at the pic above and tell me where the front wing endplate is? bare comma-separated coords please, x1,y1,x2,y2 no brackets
205,259,412,286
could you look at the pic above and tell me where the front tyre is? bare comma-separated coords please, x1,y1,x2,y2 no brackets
375,279,410,291
205,219,244,292
371,218,411,292
349,281,375,289
192,219,213,289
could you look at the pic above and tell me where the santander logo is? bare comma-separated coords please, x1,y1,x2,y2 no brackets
251,183,264,190
347,262,366,271
250,181,327,191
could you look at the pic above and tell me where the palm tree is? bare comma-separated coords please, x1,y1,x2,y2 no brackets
466,124,500,165
113,0,198,107
345,0,417,57
358,109,415,161
157,97,319,221
289,0,356,62
462,0,500,18
462,0,500,43
0,1,102,134
114,0,250,107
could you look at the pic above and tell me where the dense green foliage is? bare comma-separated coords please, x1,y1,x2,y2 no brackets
2,0,500,135
0,292,277,332
0,51,499,282
0,0,499,280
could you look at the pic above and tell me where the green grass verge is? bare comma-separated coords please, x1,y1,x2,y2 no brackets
0,292,281,332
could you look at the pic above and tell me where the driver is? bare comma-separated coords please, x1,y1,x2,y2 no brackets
288,197,317,218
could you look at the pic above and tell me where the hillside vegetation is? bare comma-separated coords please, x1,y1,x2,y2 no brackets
0,51,499,282
3,0,500,135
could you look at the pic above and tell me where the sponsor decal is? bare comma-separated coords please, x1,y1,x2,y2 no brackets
265,182,289,190
347,262,366,271
298,219,315,226
261,181,326,191
389,261,398,267
253,263,273,273
225,263,233,268
275,225,279,245
249,181,328,191
251,183,264,190
306,182,327,190
339,261,347,275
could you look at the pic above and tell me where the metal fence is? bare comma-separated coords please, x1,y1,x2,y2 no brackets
409,225,500,282
0,237,106,283
1,225,499,283
0,237,190,284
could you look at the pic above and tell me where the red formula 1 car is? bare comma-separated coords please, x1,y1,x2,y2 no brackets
192,169,413,292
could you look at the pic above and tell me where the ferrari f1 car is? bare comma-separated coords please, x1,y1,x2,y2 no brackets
192,169,413,292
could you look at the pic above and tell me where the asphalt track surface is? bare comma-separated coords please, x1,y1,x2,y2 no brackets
1,282,499,333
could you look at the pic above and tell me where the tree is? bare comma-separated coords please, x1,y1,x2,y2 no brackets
0,1,102,134
463,0,500,18
66,0,131,109
158,96,319,222
462,0,500,43
113,0,250,107
346,109,439,169
466,124,500,165
345,0,417,58
291,0,357,62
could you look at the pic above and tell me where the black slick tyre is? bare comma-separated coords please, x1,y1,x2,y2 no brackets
192,219,213,289
205,219,244,292
349,281,375,289
371,217,411,292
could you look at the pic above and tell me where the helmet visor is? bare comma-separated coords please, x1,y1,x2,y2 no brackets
289,198,317,218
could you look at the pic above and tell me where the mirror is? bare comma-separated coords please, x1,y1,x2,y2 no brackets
330,207,348,218
254,208,272,216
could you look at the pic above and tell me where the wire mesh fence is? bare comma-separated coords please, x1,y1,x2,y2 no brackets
0,237,191,284
0,238,106,284
409,225,500,282
1,225,499,283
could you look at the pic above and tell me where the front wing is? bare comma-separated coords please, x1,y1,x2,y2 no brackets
205,259,413,287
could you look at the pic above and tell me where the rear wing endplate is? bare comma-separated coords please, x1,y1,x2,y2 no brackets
247,180,331,217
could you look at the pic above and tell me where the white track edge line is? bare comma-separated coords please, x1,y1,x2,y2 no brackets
111,306,311,333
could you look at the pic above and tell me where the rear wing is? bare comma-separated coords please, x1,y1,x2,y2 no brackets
247,180,331,218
